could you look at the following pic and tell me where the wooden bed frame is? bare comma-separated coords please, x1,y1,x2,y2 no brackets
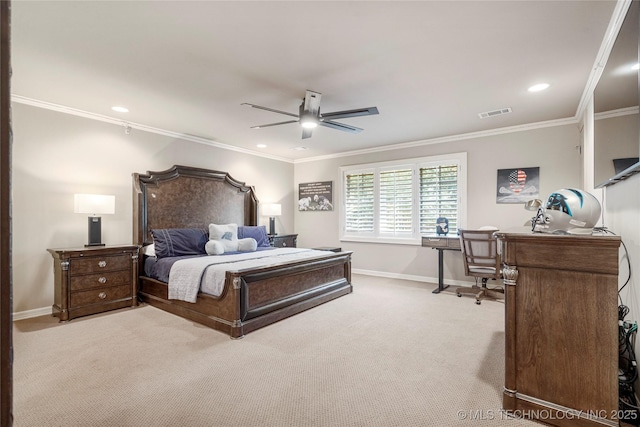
132,165,352,338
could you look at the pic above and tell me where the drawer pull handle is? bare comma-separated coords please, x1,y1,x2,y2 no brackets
98,292,107,299
98,277,107,284
98,261,107,268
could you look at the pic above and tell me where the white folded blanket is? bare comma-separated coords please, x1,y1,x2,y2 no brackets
167,248,330,303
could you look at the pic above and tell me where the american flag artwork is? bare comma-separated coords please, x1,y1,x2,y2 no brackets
509,169,527,194
496,167,539,203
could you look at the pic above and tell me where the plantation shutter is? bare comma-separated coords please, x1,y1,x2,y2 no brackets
379,168,413,235
344,171,375,233
419,164,458,234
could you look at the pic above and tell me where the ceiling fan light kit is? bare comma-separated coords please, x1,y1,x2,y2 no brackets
243,90,379,139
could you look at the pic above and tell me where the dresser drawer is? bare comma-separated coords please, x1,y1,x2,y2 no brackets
69,270,131,291
70,254,130,275
70,284,132,308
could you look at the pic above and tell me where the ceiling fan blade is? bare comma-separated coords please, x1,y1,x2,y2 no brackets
302,128,313,139
303,90,322,116
241,103,299,118
251,120,299,129
319,120,363,134
320,106,379,121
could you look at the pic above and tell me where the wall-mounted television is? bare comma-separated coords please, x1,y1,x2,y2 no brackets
594,0,640,187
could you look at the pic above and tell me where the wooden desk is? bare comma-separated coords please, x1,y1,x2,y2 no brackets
421,235,461,293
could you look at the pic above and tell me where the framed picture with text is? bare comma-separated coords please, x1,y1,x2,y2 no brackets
298,181,334,211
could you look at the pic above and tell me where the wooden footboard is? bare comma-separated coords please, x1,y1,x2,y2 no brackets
138,251,352,338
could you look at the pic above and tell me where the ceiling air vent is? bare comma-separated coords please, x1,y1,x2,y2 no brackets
478,107,512,119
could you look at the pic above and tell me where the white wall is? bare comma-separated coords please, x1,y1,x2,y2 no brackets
12,102,295,314
16,100,632,315
605,174,640,322
293,124,582,284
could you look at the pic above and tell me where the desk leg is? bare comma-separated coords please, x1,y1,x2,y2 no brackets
432,248,449,294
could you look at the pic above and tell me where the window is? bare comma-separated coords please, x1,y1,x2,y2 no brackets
340,153,466,244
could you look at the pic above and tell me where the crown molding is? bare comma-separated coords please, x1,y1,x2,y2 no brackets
11,94,582,166
10,95,294,164
294,116,579,164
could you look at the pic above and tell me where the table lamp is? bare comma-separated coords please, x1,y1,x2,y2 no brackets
261,203,281,235
74,194,115,247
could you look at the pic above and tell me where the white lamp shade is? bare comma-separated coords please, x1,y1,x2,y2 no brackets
74,194,116,215
261,203,281,217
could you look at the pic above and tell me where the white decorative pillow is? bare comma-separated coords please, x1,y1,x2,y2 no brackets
237,238,257,252
205,240,225,255
209,224,238,240
208,223,239,253
209,223,238,241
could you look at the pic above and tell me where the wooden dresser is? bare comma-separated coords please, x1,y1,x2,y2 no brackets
48,245,140,321
496,232,621,427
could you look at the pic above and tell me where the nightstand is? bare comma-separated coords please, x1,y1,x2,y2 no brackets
47,245,140,321
269,234,298,248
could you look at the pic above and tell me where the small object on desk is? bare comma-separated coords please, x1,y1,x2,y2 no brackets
312,246,341,252
269,234,297,248
421,235,461,294
436,217,449,235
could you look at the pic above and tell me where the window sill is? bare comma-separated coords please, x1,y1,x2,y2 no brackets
340,236,421,246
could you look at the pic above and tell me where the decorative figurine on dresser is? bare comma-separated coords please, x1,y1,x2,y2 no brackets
47,245,139,321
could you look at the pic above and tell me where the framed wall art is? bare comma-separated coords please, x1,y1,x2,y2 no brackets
298,181,333,211
496,167,539,204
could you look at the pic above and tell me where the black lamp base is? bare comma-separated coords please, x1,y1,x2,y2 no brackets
269,217,276,236
86,216,104,247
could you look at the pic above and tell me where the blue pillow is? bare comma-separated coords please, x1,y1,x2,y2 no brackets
238,225,271,248
151,228,208,258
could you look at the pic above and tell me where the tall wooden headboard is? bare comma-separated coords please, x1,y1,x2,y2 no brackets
132,165,259,246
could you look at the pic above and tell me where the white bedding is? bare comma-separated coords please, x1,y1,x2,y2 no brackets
167,248,332,303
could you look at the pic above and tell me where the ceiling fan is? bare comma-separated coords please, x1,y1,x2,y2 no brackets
242,90,379,139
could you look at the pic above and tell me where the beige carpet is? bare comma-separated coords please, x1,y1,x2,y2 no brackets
13,275,536,427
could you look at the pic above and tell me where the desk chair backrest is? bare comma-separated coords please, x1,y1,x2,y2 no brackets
458,229,501,280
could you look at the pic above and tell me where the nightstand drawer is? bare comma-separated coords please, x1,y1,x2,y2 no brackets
270,234,297,248
70,254,130,275
70,270,131,291
70,284,132,308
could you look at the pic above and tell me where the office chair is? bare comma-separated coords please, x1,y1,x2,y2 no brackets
456,228,504,305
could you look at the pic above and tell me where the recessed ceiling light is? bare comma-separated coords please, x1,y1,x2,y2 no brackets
528,83,550,92
291,146,307,151
256,144,267,148
112,106,129,113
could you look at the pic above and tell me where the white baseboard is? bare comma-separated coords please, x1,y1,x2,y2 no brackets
352,269,472,288
13,306,51,321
